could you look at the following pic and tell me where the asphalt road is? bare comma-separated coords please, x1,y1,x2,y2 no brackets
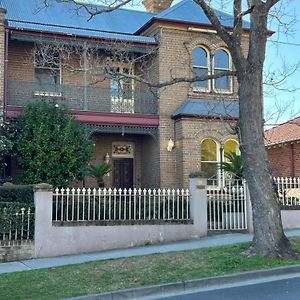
151,276,300,300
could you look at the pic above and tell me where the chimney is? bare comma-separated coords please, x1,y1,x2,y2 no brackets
0,8,7,25
143,0,173,13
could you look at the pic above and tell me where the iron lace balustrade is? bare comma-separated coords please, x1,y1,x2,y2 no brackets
7,80,158,115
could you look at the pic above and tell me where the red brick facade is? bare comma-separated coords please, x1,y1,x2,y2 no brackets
267,142,300,178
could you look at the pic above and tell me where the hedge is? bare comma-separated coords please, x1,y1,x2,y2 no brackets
0,185,34,204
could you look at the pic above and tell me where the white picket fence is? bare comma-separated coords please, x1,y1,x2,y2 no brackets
274,177,300,206
53,188,190,223
1,207,34,243
207,180,248,231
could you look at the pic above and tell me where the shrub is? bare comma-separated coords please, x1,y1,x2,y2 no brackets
15,101,92,187
0,185,34,204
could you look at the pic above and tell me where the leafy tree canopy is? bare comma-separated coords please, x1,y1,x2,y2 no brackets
15,101,92,187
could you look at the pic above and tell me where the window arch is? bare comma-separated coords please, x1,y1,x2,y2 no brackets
224,139,239,158
201,138,218,185
192,47,210,90
213,48,232,91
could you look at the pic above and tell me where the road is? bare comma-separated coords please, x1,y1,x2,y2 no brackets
150,276,300,300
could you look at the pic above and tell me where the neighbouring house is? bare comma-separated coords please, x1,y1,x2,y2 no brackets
0,0,248,188
265,116,300,178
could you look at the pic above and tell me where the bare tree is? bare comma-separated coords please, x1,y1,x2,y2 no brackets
33,0,300,258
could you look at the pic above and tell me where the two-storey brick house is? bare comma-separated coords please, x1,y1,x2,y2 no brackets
0,0,246,188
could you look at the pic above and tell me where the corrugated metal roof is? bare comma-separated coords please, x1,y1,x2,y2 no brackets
156,0,250,29
136,0,251,34
172,98,239,119
9,20,156,43
1,0,156,43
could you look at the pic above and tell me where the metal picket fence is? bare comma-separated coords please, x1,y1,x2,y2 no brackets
0,207,34,243
53,187,190,223
274,177,300,206
207,180,248,231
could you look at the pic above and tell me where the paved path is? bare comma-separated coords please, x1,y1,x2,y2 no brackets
1,229,300,275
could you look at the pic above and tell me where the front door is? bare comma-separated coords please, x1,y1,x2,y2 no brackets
113,159,133,188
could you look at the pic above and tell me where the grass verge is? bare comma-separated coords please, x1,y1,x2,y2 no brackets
1,239,300,300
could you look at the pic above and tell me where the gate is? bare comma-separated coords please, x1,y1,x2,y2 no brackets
207,180,248,231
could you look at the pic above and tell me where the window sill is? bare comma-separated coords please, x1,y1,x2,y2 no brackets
34,91,62,97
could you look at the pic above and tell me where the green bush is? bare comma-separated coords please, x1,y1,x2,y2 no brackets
0,185,34,204
15,101,92,187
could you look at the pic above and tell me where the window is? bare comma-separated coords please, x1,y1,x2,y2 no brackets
192,47,232,93
201,139,218,185
213,49,231,91
201,138,240,187
110,67,134,113
224,139,239,158
192,47,209,90
34,47,61,96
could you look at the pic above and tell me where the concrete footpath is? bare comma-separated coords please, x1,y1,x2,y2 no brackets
1,229,300,275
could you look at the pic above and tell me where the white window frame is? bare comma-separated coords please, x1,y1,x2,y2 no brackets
34,47,62,97
192,46,211,92
201,138,220,188
212,48,233,94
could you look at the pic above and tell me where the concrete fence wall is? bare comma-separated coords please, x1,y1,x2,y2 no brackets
34,179,207,258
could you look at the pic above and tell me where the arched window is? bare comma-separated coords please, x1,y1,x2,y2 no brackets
201,138,218,185
213,49,231,91
192,47,209,90
224,139,239,158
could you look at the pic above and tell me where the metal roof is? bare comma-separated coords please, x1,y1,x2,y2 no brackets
172,98,239,119
136,0,251,34
156,0,250,29
0,0,250,43
1,0,156,43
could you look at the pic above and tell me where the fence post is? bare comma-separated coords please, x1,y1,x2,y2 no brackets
189,178,207,236
34,183,53,258
245,183,254,234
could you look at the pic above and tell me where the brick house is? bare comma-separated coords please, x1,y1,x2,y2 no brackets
0,0,247,188
265,116,300,178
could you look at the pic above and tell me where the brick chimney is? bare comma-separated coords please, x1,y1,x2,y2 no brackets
143,0,173,13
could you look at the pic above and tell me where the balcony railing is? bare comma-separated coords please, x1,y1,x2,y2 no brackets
7,81,158,115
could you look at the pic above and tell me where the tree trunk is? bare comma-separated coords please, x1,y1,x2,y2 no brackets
238,70,295,258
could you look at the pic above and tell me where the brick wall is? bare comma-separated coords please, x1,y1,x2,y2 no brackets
267,143,300,178
0,8,6,119
86,133,158,188
152,25,245,187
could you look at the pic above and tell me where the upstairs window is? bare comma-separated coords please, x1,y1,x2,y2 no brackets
224,139,239,158
213,49,231,91
110,66,134,113
34,47,61,96
192,47,210,90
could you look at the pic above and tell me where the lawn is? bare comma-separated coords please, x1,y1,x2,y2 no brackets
1,239,300,300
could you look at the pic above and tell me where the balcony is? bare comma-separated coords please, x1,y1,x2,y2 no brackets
7,80,158,115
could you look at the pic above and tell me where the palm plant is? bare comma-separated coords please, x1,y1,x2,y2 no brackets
87,163,112,187
219,152,243,180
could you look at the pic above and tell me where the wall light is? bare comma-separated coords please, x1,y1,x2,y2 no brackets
167,138,175,152
104,153,110,164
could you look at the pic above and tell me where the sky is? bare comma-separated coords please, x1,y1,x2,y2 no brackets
84,0,300,127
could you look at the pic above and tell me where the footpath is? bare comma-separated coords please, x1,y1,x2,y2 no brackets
1,229,300,300
1,229,300,274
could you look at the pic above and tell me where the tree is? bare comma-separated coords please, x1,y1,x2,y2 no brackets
0,120,17,182
192,0,296,258
87,163,112,187
15,101,92,187
37,0,298,257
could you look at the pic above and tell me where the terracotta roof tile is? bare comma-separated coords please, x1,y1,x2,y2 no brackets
265,116,300,146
